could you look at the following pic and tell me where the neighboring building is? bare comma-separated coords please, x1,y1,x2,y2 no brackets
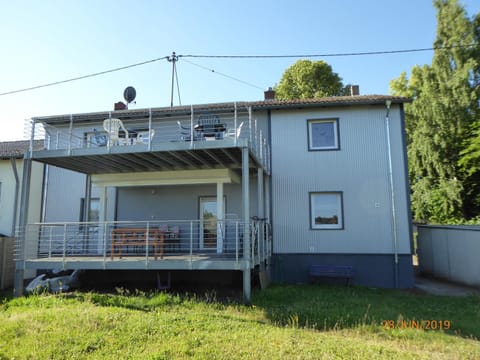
14,93,414,300
0,140,44,289
0,140,44,236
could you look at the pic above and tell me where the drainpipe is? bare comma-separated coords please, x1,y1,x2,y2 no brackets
385,100,399,288
10,158,20,237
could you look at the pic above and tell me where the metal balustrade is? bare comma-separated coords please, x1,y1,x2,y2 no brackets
16,219,271,269
28,112,271,173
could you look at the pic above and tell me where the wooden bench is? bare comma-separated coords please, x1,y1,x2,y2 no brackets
309,265,354,285
111,228,164,259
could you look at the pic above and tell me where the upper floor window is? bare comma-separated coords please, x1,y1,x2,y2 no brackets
307,119,339,151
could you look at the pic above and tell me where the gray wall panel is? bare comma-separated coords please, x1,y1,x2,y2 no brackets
270,105,411,255
271,253,414,288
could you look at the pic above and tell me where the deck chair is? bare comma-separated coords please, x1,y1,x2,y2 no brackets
103,118,129,146
177,121,203,141
226,122,244,139
92,128,107,147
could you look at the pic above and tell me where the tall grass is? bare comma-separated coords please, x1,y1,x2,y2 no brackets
0,285,479,359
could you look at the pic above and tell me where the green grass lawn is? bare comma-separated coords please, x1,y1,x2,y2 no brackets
1,285,479,359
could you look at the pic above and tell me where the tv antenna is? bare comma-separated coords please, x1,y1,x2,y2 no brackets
167,52,181,107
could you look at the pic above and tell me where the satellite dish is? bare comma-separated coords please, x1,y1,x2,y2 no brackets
123,86,136,104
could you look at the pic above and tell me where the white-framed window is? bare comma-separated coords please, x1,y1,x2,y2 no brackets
307,119,339,150
310,192,344,230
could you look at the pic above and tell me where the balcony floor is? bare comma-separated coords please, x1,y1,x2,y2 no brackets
24,254,258,271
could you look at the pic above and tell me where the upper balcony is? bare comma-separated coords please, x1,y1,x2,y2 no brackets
26,102,270,175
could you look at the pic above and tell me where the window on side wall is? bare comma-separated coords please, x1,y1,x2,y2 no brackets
310,192,344,230
307,119,339,151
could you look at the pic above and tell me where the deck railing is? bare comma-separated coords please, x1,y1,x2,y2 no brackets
15,219,271,268
27,110,271,173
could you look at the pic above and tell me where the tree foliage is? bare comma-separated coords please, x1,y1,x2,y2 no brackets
275,60,345,99
390,0,480,223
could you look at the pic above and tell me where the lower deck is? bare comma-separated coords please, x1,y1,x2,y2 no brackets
23,254,253,271
18,219,271,273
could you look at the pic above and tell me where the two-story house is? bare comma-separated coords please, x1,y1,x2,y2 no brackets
14,93,414,301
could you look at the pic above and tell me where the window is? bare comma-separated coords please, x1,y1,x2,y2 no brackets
80,198,100,222
308,119,339,150
310,192,344,230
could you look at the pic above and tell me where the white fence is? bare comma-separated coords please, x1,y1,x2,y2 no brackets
417,225,480,287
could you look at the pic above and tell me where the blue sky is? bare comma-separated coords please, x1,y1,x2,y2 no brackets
1,0,479,141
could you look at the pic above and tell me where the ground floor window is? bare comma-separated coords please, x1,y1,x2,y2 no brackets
80,198,100,222
310,192,344,230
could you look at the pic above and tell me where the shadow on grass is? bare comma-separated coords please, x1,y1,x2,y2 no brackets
0,289,13,303
250,284,480,339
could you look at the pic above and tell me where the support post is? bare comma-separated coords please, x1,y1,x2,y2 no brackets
257,168,264,268
14,158,32,297
83,175,92,254
242,147,251,303
216,182,224,254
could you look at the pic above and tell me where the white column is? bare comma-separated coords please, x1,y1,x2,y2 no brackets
97,186,107,255
216,182,224,254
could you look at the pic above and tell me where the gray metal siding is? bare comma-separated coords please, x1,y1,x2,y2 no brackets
271,254,414,288
270,106,411,255
44,166,86,222
116,181,259,221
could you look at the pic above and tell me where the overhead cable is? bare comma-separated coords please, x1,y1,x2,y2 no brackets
0,56,168,96
1,45,476,97
179,44,477,59
181,58,264,90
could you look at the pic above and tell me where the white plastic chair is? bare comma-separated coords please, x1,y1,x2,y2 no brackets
136,129,155,144
103,118,129,146
227,122,244,139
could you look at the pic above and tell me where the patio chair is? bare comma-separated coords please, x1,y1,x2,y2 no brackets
103,118,129,146
136,129,155,145
177,121,203,141
92,128,107,147
226,122,244,139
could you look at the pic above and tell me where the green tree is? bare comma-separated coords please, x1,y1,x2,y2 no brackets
390,0,480,223
275,60,344,99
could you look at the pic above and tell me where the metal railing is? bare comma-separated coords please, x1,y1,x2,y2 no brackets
28,110,271,173
16,219,271,268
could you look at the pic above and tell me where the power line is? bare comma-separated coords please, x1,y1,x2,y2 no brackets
0,56,168,97
179,44,477,59
0,44,476,97
181,58,264,90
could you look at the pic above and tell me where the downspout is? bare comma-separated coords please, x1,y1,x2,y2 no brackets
10,157,20,237
385,100,399,288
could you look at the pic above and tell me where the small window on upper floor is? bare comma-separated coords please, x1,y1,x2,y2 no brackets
307,119,340,151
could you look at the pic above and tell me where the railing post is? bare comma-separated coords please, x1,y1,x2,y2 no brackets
68,114,73,155
103,223,107,267
234,102,237,146
190,105,194,148
190,221,193,262
248,107,252,147
62,223,67,268
148,108,152,151
145,222,150,265
235,221,239,263
48,226,53,258
107,112,112,150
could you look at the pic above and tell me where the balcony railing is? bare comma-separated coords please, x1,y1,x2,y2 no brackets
15,219,271,269
27,109,271,173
